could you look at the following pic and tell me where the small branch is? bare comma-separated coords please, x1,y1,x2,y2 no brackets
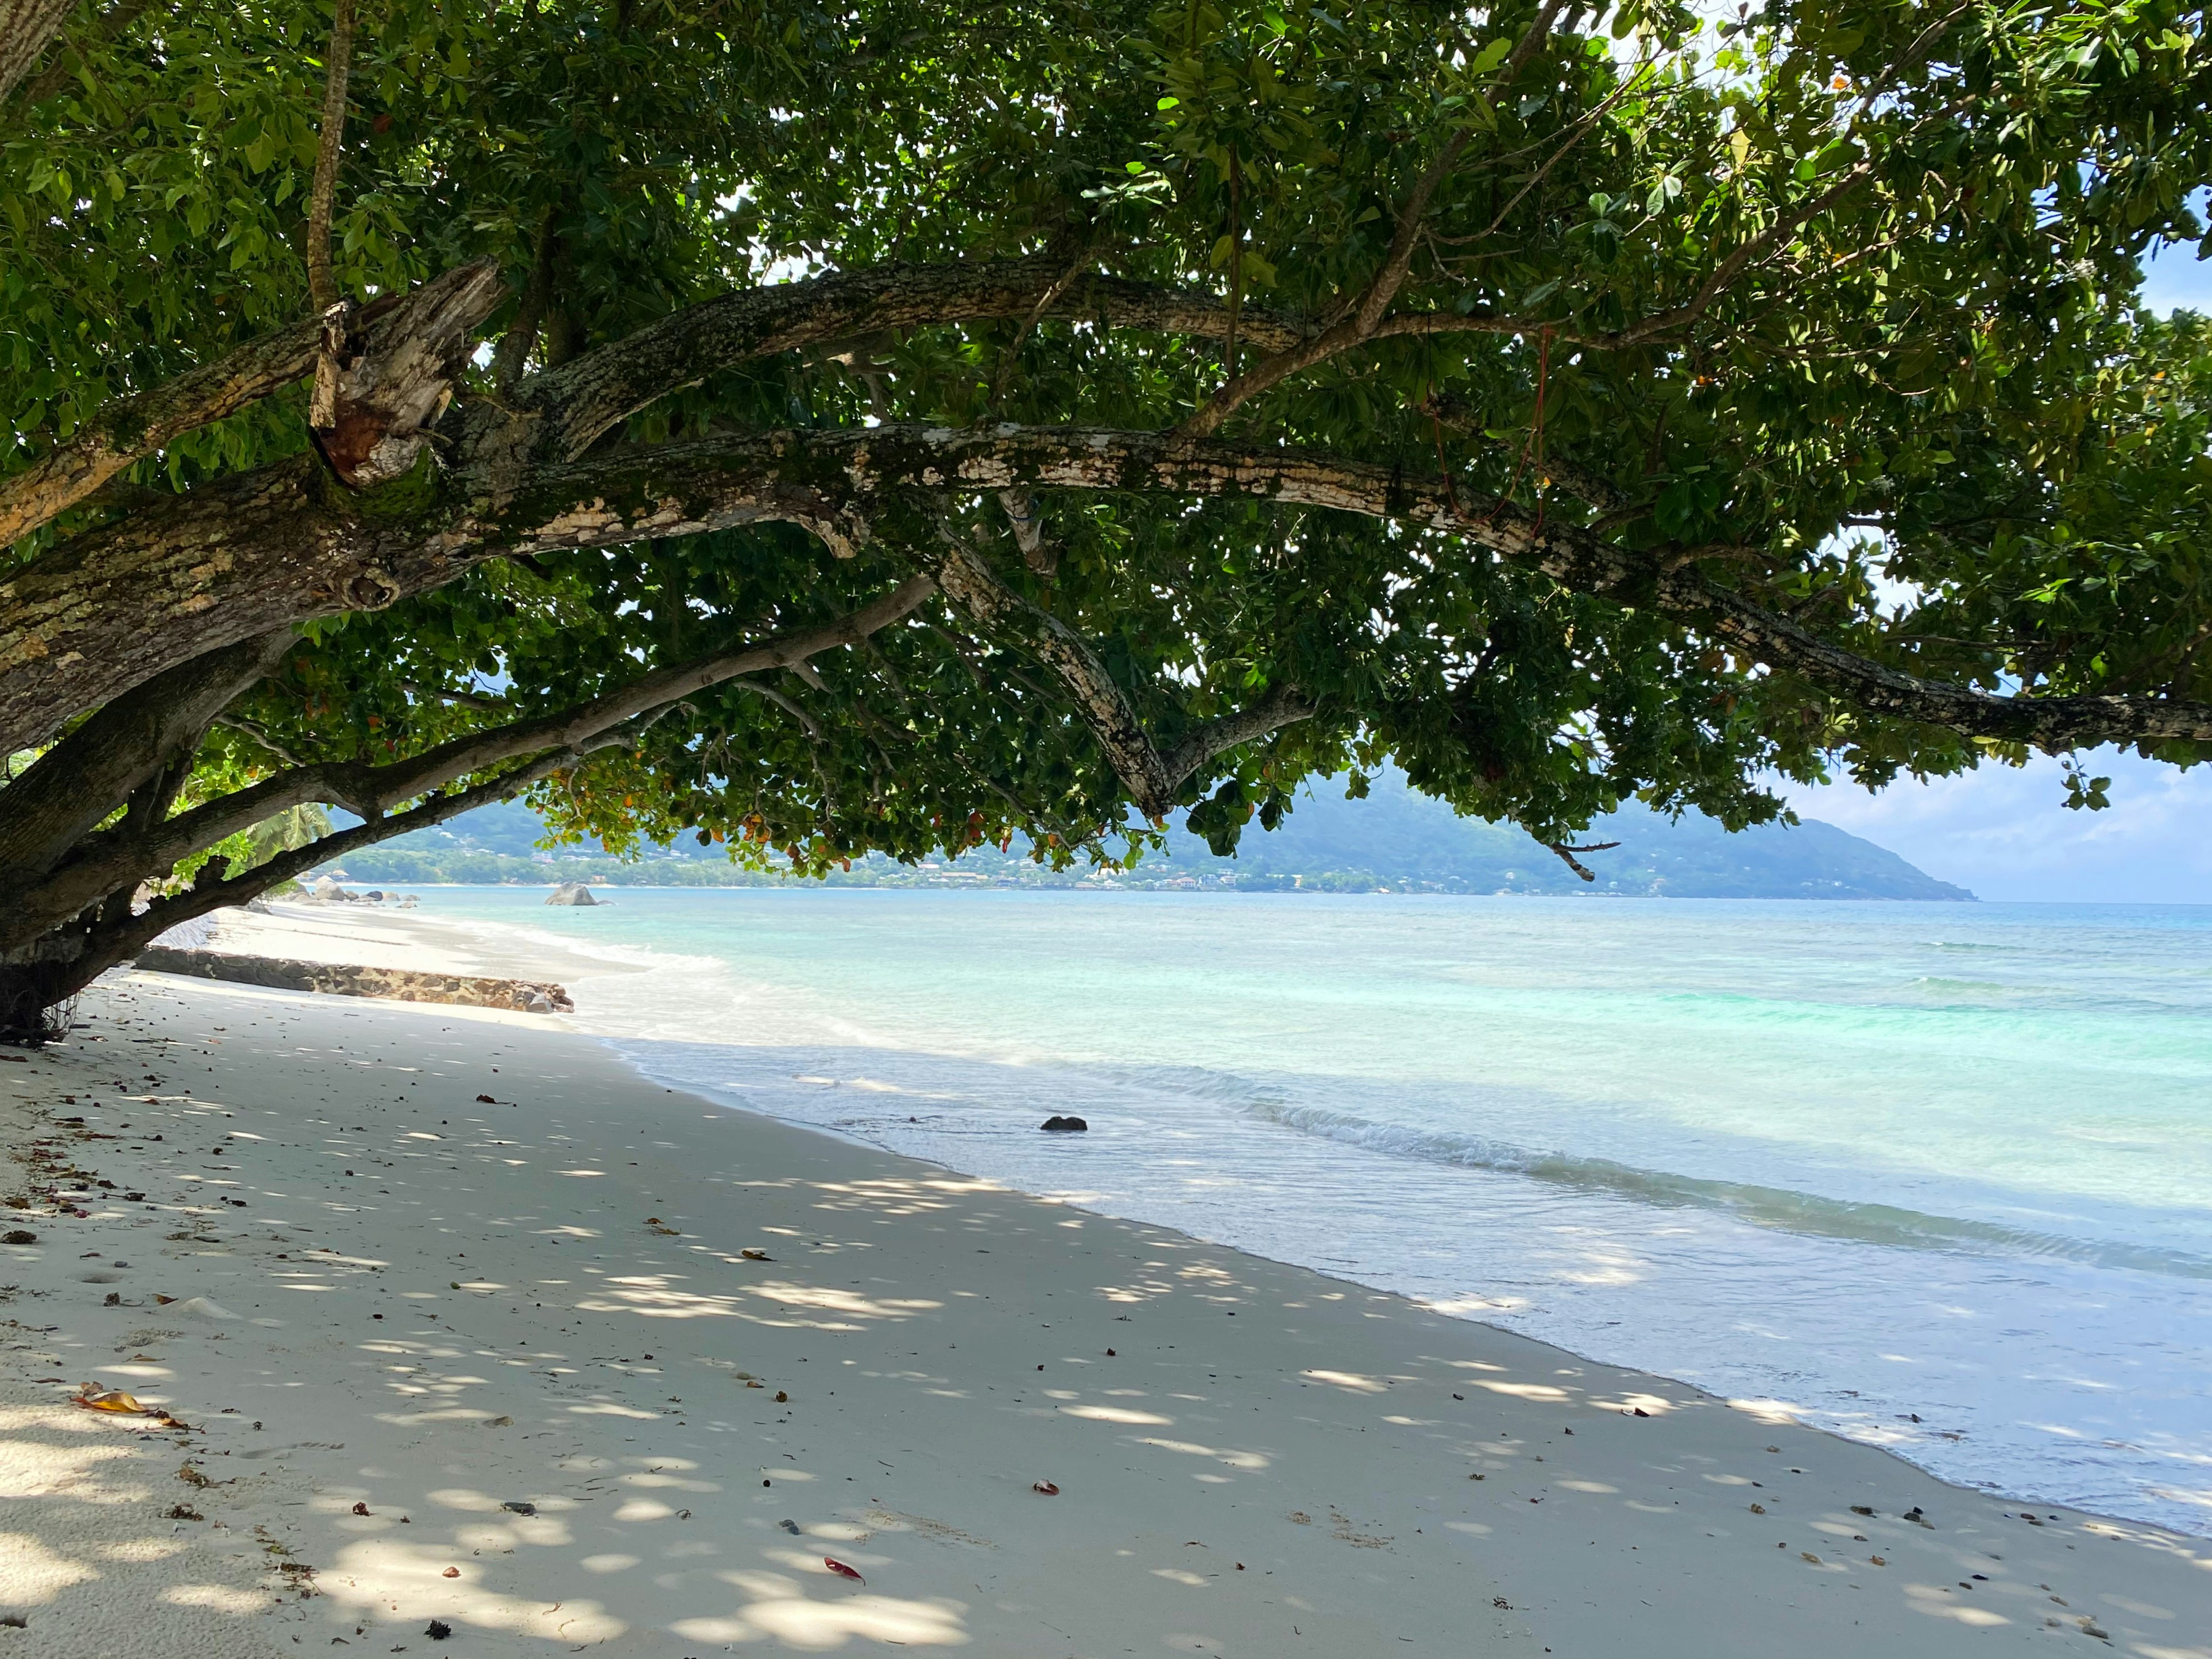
398,678,504,710
491,207,561,395
305,0,357,315
999,489,1054,576
989,250,1088,411
1180,2,1565,440
211,711,307,768
923,520,1312,815
1546,838,1620,881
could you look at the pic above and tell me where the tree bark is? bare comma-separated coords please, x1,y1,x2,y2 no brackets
304,0,355,315
481,254,1315,470
0,578,938,957
0,261,502,554
0,629,292,882
0,0,72,102
10,421,2207,766
0,745,581,1041
923,528,1311,815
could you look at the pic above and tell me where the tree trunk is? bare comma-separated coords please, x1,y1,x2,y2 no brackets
0,745,580,1042
0,629,292,883
0,0,73,102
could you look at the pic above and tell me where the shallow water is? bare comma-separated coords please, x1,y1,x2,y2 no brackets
404,887,2212,1534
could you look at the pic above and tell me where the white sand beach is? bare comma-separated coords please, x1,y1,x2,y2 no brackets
2,903,2207,1657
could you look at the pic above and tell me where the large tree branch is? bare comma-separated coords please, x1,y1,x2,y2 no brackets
0,577,937,951
0,260,504,552
0,317,328,549
493,254,1317,470
10,420,2209,764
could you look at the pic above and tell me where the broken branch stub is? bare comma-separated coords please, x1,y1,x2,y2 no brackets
310,260,505,488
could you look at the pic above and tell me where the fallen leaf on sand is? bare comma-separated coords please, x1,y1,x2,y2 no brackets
823,1558,865,1584
779,1519,802,1534
1032,1481,1059,1495
442,1567,461,1579
352,1503,370,1517
740,1248,771,1261
179,1463,211,1486
1870,1556,1886,1566
475,1094,497,1104
75,1385,148,1413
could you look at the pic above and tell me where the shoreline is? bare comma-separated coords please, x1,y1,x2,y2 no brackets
1,916,2205,1654
257,892,2212,1539
157,899,2212,1533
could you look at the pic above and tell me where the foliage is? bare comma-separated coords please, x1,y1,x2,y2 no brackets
2,0,2209,960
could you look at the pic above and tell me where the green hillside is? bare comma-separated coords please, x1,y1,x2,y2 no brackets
323,773,1970,900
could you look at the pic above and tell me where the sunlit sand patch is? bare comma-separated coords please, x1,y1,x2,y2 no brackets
1588,1391,1675,1415
672,1588,970,1648
1301,1369,1389,1394
1134,1437,1270,1471
161,1582,268,1613
1059,1403,1173,1425
93,1536,189,1562
0,1532,99,1601
1902,1583,2010,1626
1420,1293,1533,1314
1727,1398,1804,1426
319,1538,625,1641
1467,1380,1571,1402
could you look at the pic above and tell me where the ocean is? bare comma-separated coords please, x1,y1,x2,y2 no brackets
403,887,2212,1535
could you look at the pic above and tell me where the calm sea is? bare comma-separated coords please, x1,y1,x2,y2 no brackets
405,888,2212,1534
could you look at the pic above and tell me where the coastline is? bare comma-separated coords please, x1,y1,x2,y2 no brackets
0,910,2206,1654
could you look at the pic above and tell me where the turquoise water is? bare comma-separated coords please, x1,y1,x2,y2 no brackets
403,888,2212,1534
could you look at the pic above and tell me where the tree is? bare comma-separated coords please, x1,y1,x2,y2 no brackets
2,0,2209,1037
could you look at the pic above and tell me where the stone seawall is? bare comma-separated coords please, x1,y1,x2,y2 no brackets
133,948,574,1013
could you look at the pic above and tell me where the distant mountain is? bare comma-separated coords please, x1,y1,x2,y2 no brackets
325,771,1972,900
1162,777,1973,899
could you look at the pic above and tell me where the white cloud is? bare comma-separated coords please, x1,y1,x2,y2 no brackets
1784,751,2212,903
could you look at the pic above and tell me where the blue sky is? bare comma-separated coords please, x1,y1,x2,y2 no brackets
1779,240,2212,904
1782,752,2212,904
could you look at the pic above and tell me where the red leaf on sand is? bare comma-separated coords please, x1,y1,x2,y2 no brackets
1032,1481,1059,1495
823,1558,864,1584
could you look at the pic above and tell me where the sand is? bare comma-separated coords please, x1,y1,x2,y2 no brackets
1,902,2207,1657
